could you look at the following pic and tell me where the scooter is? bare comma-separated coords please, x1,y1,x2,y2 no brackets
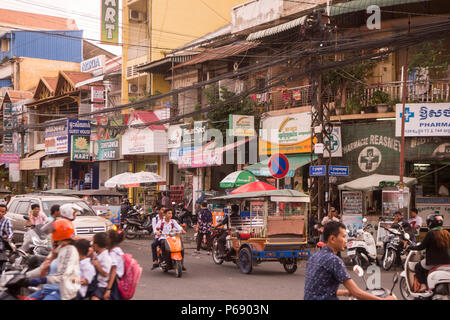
398,238,450,300
157,231,184,278
381,225,412,271
21,216,51,259
346,218,377,269
350,264,398,300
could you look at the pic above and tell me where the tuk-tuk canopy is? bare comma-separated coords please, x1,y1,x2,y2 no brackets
211,189,310,202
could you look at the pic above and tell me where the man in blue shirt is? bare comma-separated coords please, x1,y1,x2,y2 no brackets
304,221,395,300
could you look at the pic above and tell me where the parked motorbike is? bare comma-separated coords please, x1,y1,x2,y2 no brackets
398,244,450,300
123,205,155,240
350,264,398,300
157,231,184,278
381,225,412,271
21,217,51,260
346,218,377,270
174,203,195,228
211,227,236,265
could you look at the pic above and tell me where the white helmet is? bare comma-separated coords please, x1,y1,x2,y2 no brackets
60,203,83,221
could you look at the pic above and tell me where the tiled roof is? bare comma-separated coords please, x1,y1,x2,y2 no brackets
0,8,78,31
133,110,166,131
4,90,33,102
42,77,58,92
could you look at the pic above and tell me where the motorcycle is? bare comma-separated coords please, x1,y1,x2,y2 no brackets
398,240,450,300
350,264,398,300
381,225,412,271
0,237,28,273
157,231,184,278
174,202,195,228
123,205,155,240
346,218,377,270
211,227,237,265
21,217,51,260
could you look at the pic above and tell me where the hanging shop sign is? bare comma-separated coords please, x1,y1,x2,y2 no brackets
338,122,400,179
259,112,312,155
45,123,69,155
3,103,13,154
180,121,207,149
395,103,450,137
81,55,106,74
0,154,20,163
122,127,167,155
95,138,120,161
42,158,66,168
324,126,343,158
68,120,91,136
101,0,119,44
229,115,255,136
71,135,91,162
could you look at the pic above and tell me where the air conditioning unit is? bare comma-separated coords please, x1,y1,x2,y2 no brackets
129,10,145,22
129,83,139,94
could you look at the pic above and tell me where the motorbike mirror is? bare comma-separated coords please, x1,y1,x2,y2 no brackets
404,233,410,240
362,218,367,223
23,216,30,221
353,265,364,277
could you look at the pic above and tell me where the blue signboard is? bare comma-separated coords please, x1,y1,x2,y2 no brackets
309,165,327,176
329,165,349,176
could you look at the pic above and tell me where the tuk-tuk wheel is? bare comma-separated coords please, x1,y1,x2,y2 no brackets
282,259,298,274
238,247,253,274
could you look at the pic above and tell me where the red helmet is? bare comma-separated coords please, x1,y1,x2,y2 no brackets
52,219,74,242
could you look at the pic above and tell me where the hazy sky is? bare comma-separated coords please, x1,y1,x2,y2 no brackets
0,0,122,56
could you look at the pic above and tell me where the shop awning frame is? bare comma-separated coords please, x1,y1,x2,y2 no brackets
246,15,308,41
19,150,46,171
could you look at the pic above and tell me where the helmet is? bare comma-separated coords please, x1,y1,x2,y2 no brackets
60,203,83,221
52,219,74,242
426,213,444,229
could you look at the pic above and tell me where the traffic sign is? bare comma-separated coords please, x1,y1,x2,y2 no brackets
309,165,327,176
328,166,349,176
268,153,290,179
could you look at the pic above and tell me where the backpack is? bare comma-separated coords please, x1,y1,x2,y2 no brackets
117,253,142,300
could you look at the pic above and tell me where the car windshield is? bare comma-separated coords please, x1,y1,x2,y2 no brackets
41,200,96,217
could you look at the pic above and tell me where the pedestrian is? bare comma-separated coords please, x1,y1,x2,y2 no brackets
161,192,170,208
90,232,112,300
304,221,395,300
0,204,13,266
120,198,131,229
73,239,96,300
105,230,125,300
321,207,340,226
194,201,213,255
151,206,166,270
408,208,423,239
27,204,47,226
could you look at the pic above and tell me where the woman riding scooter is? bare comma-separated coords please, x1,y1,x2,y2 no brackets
407,213,450,293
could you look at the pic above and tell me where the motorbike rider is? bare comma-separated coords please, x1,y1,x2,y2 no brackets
386,211,415,242
155,208,186,271
215,204,240,258
407,213,450,293
25,219,81,300
151,206,166,270
27,204,48,227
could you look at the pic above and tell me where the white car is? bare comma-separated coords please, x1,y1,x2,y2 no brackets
6,194,114,242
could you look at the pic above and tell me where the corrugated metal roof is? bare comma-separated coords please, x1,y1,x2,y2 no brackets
247,15,308,41
329,0,431,16
0,8,78,30
173,41,260,69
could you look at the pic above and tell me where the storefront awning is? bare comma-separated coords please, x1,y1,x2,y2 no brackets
244,154,316,177
42,157,68,168
338,174,417,191
329,0,431,16
246,15,307,41
19,150,46,171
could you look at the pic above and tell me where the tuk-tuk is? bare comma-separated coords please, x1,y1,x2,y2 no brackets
210,189,311,274
71,189,125,226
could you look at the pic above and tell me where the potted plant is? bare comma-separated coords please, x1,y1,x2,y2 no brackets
345,96,362,114
389,98,401,112
370,90,390,113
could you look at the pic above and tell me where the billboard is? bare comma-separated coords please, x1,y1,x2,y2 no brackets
101,0,119,44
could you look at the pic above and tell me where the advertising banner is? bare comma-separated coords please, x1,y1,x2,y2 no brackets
0,154,20,163
45,123,69,155
71,135,91,162
342,191,363,215
95,138,120,161
101,0,119,44
259,112,312,155
395,103,450,137
229,114,255,136
167,125,182,149
92,205,120,225
324,126,343,158
3,103,13,153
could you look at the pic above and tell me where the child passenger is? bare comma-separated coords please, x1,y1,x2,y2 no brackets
90,232,112,300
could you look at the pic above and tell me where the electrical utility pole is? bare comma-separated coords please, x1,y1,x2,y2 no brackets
309,10,333,222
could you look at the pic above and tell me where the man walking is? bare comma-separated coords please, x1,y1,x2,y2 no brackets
194,201,213,255
304,221,395,300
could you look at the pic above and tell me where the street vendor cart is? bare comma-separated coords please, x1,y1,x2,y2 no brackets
210,189,311,274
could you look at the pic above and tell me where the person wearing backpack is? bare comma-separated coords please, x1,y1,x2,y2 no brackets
90,232,112,300
74,239,96,300
105,230,125,300
155,208,186,271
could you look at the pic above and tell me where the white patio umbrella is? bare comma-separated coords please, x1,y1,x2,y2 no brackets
104,171,165,188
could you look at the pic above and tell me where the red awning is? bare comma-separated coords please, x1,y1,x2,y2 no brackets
133,110,166,130
231,181,277,194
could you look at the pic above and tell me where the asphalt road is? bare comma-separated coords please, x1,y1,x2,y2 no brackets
122,237,404,300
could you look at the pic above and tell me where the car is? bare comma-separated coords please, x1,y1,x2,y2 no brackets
6,194,114,243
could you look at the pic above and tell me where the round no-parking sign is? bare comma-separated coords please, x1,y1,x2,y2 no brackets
268,153,290,179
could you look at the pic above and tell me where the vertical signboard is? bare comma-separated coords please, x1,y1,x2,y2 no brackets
3,103,13,153
101,0,119,44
